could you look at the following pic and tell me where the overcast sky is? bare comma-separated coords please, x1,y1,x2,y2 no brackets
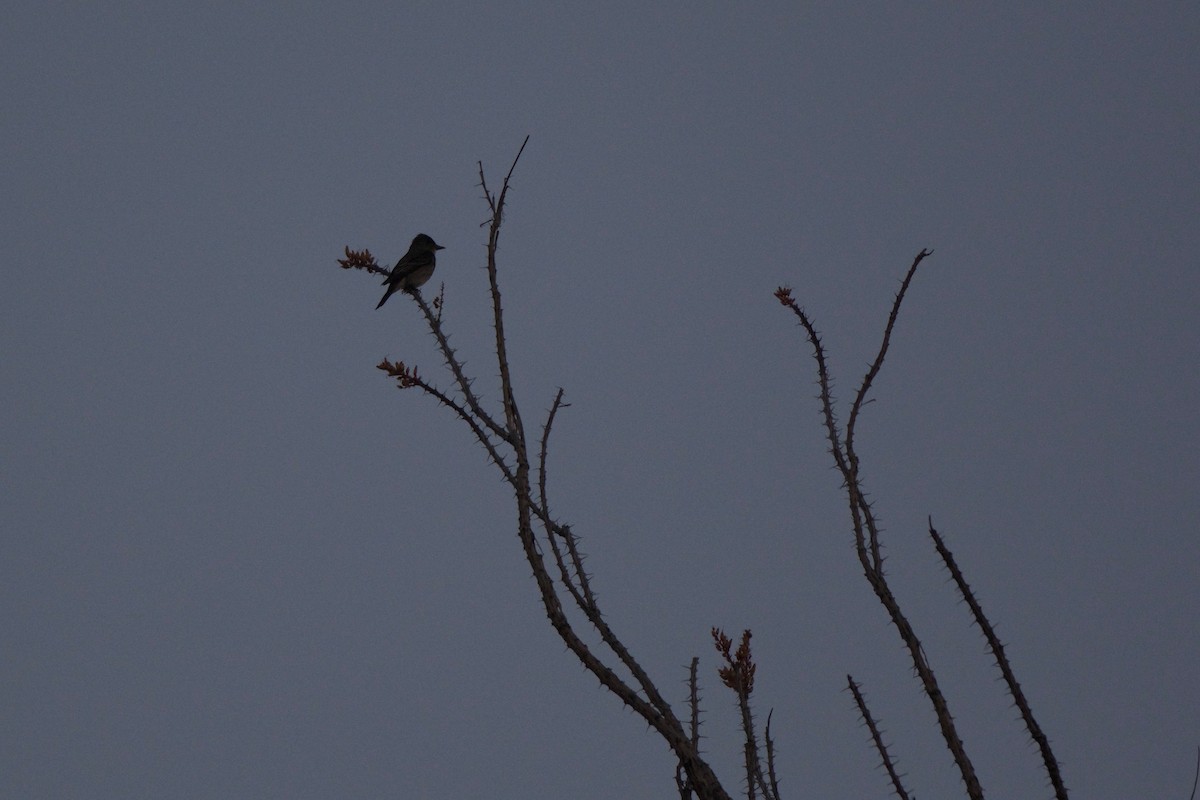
3,4,1197,799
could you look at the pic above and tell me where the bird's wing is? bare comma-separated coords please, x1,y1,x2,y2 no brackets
382,254,411,284
393,254,430,279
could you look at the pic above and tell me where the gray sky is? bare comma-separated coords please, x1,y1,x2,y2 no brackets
3,4,1197,798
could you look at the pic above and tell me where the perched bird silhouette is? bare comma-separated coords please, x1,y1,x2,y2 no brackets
375,234,445,309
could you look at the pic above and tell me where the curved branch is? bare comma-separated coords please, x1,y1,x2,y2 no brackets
475,140,730,800
845,248,932,470
780,251,985,800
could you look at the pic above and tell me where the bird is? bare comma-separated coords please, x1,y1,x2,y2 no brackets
375,234,445,309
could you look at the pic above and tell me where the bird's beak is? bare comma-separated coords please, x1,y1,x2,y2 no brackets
435,245,446,250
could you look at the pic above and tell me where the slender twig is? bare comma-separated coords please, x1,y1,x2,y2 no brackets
847,675,911,800
410,290,511,443
774,288,847,480
780,252,985,800
845,249,931,569
536,389,568,517
535,390,599,612
845,249,932,467
929,518,1069,800
674,658,703,798
376,360,513,483
1188,746,1198,800
478,135,531,446
763,710,781,800
687,657,702,746
740,694,757,800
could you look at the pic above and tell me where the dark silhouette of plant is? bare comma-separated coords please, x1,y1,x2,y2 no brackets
713,629,780,800
339,140,1070,799
341,138,732,799
777,257,1068,800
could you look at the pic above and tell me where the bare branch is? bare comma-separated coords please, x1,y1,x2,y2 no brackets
1188,746,1199,800
376,358,513,482
687,657,702,746
847,675,911,800
780,252,984,800
404,289,511,443
763,710,781,800
844,248,933,465
774,287,848,478
929,518,1068,800
674,657,704,799
479,136,531,447
536,389,569,521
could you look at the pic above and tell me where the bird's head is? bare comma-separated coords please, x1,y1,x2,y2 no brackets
412,233,445,251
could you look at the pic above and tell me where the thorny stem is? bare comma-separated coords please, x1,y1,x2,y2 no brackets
847,675,911,800
777,254,987,800
374,139,732,800
846,248,931,571
929,519,1069,800
410,289,511,445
